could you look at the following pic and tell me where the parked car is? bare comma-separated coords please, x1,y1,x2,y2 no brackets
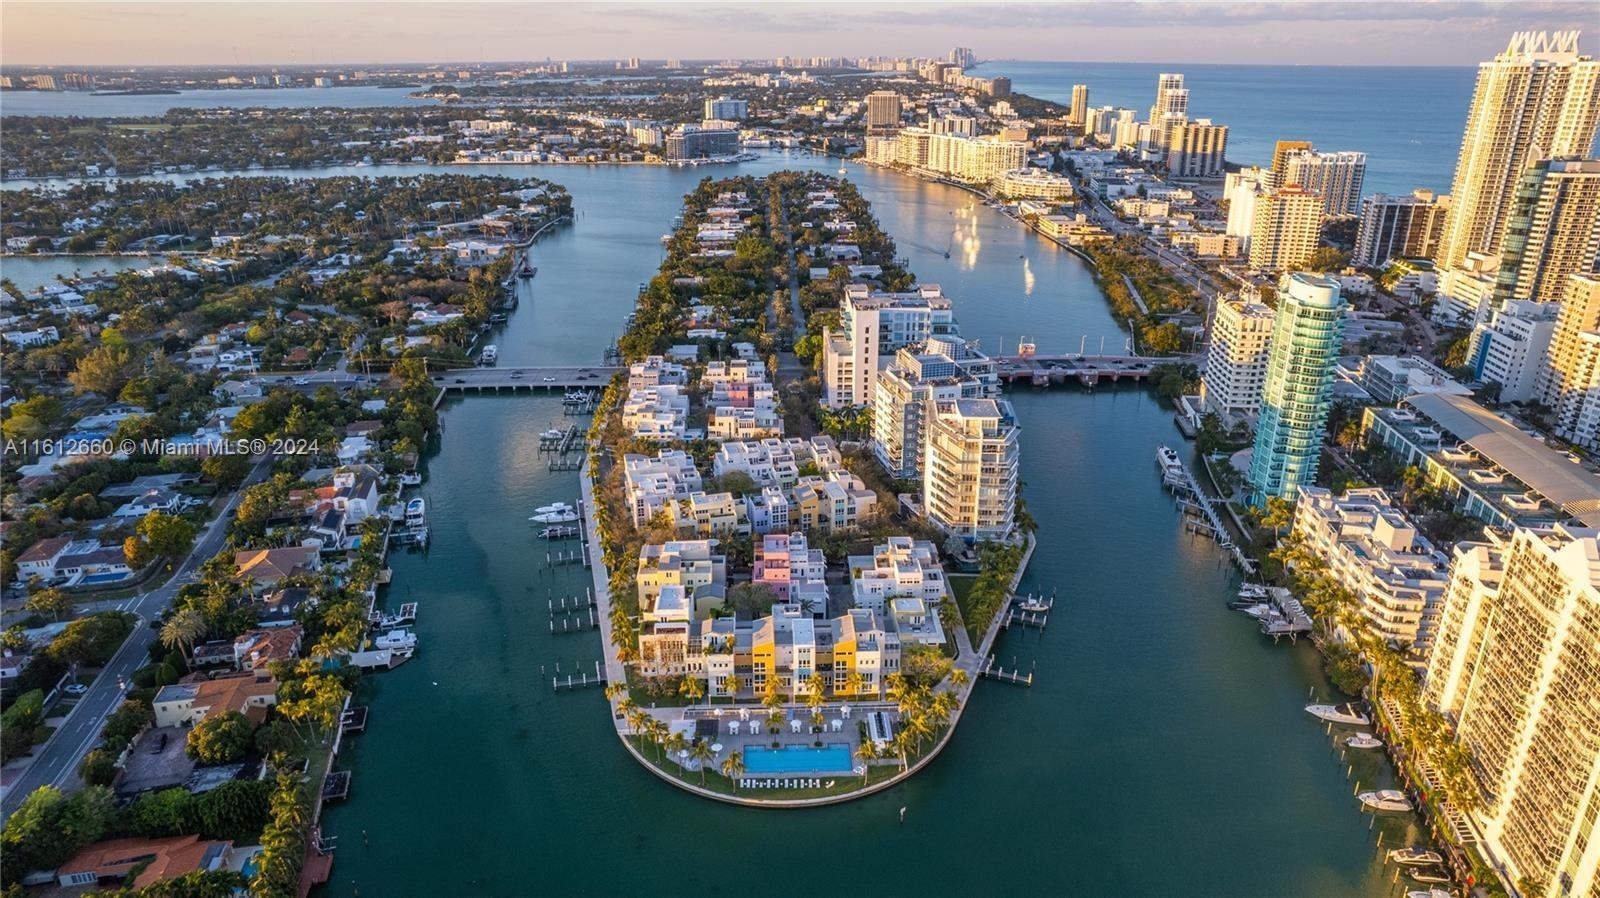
63,683,88,695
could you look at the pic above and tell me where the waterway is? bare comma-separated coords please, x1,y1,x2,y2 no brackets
288,155,1424,896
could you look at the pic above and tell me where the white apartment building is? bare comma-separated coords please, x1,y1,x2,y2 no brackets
923,397,1019,542
743,486,791,535
703,96,748,120
628,355,689,390
621,385,690,441
1280,149,1368,216
1468,299,1560,402
848,537,948,616
1200,297,1274,419
823,284,956,407
872,338,998,479
995,168,1075,200
1432,251,1502,328
752,531,828,602
1536,274,1600,408
637,539,727,617
1224,166,1273,246
668,490,749,538
1422,523,1600,898
1165,119,1229,179
925,133,1029,183
708,402,782,441
1249,185,1323,271
1356,355,1471,406
622,449,703,527
1292,487,1449,649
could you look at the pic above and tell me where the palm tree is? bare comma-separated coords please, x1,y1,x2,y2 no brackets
949,667,969,689
892,728,916,771
679,676,705,706
690,739,715,785
664,730,689,776
160,608,207,659
647,718,670,762
854,739,880,785
842,671,866,699
721,750,745,792
603,683,626,703
625,707,649,737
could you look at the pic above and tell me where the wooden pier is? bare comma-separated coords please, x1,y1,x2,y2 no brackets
1000,592,1055,630
979,655,1034,686
545,549,584,566
1159,446,1257,575
548,590,596,613
550,607,600,634
548,458,583,472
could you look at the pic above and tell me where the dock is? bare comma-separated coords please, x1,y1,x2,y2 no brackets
548,590,596,613
347,648,413,671
1256,586,1314,641
978,654,1034,686
340,706,368,734
1158,446,1257,575
551,660,609,691
369,602,417,628
1000,591,1054,630
321,770,351,802
537,525,580,540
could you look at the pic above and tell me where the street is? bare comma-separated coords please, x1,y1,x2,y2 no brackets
0,454,275,818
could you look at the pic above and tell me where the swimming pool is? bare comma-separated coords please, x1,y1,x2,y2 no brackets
78,572,131,585
741,744,854,776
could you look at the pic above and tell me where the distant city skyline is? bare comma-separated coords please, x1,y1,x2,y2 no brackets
2,1,1596,67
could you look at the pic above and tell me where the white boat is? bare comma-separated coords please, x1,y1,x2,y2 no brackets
1305,703,1371,726
1406,890,1451,898
1346,732,1385,750
541,429,564,440
1405,868,1451,885
480,345,498,365
1359,789,1414,812
1239,603,1273,619
1389,848,1445,867
534,502,573,515
373,629,418,650
398,472,423,487
530,510,579,523
1015,598,1049,613
404,498,427,526
1238,583,1270,599
1156,445,1183,476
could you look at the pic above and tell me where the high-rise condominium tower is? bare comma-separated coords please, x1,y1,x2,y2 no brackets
1248,273,1346,501
1435,31,1600,270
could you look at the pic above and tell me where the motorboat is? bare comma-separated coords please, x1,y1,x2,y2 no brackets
1156,445,1183,476
1405,868,1451,885
530,510,579,523
398,471,423,487
1358,789,1414,812
1389,848,1445,867
1238,603,1274,619
1015,598,1050,613
479,345,498,366
1238,583,1270,599
541,429,564,440
534,502,573,514
1346,732,1385,750
1406,890,1451,898
1306,703,1371,726
373,629,418,650
404,498,427,527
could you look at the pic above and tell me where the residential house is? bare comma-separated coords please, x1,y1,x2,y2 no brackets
55,835,233,890
232,625,303,671
152,672,278,727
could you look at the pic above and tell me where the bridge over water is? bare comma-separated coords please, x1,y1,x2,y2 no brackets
432,366,620,393
993,354,1187,388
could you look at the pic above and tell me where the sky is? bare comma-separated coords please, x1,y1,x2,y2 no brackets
2,1,1596,68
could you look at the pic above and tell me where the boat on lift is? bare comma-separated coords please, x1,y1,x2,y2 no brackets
373,629,418,651
1346,732,1384,750
1405,868,1451,885
1305,702,1371,726
1389,848,1445,867
404,498,427,527
1358,789,1414,812
398,471,423,488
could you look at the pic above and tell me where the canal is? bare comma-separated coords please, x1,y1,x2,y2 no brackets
312,156,1420,896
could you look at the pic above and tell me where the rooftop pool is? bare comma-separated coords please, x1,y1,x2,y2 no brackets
742,743,854,776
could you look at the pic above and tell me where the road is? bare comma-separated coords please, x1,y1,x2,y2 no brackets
0,455,275,818
770,192,808,386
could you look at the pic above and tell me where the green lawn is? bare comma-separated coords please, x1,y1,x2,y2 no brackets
947,574,983,642
625,735,916,800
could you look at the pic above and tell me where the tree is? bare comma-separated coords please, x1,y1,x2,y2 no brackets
127,787,197,838
854,738,880,784
160,608,207,659
123,534,155,569
47,613,134,666
193,780,273,842
0,785,115,884
23,587,72,621
724,582,781,618
79,748,119,786
1,690,45,762
186,711,254,764
720,750,745,792
68,344,138,397
690,739,715,785
250,772,307,898
678,676,705,706
664,730,689,776
253,719,299,759
201,453,252,490
138,511,199,559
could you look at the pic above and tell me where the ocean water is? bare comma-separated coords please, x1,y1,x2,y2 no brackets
972,61,1476,195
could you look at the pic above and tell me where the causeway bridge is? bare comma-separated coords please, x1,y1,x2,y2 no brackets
432,365,620,393
993,354,1184,388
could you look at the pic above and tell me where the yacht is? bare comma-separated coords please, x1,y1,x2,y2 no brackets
530,509,579,523
1358,789,1414,812
1346,732,1385,750
1405,868,1451,885
1238,603,1274,619
1155,445,1183,477
541,429,564,440
404,498,427,527
1406,890,1451,898
1305,703,1371,726
479,345,498,366
1238,583,1270,599
374,629,418,650
1015,596,1050,613
1388,848,1444,867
